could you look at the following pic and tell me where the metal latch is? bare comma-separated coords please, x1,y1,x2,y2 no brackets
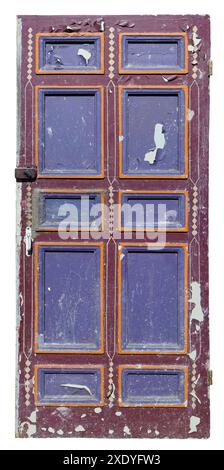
208,370,213,386
24,226,33,256
15,167,37,182
208,59,213,77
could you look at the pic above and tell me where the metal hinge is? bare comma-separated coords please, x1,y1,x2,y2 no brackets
208,59,213,77
24,226,33,256
208,369,213,386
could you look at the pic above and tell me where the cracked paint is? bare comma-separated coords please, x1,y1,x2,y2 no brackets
94,407,102,414
188,109,195,121
123,425,131,436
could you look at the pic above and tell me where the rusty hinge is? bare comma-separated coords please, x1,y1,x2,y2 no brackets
208,369,213,386
208,59,213,77
15,167,37,182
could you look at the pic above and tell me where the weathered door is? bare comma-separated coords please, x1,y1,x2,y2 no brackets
16,15,210,438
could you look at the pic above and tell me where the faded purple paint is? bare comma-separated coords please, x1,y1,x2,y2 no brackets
37,192,102,229
121,246,185,351
16,15,210,439
38,88,102,176
37,367,102,405
38,35,102,71
121,35,186,71
121,193,186,229
121,88,185,175
121,368,185,405
37,245,101,350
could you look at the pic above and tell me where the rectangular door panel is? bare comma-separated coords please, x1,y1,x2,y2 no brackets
36,86,104,177
36,33,104,74
118,244,188,353
34,243,104,353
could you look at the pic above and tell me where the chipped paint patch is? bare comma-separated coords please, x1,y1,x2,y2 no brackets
144,123,166,164
188,109,195,121
81,413,86,419
61,383,92,395
115,411,122,416
189,416,200,434
77,48,91,65
119,135,124,142
47,127,53,137
123,425,131,436
189,282,204,322
57,429,64,435
75,425,85,432
155,430,160,436
189,349,197,361
48,427,55,434
94,407,102,414
109,429,114,435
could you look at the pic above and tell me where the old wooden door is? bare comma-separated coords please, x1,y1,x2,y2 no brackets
16,15,210,439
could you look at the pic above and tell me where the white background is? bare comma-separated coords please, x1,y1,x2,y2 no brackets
0,0,223,451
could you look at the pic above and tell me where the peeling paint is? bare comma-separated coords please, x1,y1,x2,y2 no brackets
28,411,37,423
57,429,64,435
81,413,86,419
189,416,200,434
94,407,102,414
75,425,85,432
20,420,36,438
48,427,55,434
78,48,91,65
47,127,53,137
61,383,92,395
189,282,204,322
189,349,197,361
115,411,122,416
123,425,131,436
144,123,166,164
188,109,195,121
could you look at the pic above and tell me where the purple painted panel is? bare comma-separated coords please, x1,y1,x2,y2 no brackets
121,88,186,176
38,35,102,71
37,367,102,405
121,35,186,71
121,368,186,405
37,192,102,230
121,193,186,229
37,245,101,351
121,246,185,351
38,88,102,176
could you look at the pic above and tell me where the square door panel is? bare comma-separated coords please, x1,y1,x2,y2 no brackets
118,244,188,353
35,366,104,406
34,243,104,353
119,366,188,407
33,190,104,231
35,86,104,178
119,33,188,74
36,33,104,74
119,191,188,231
119,86,188,178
